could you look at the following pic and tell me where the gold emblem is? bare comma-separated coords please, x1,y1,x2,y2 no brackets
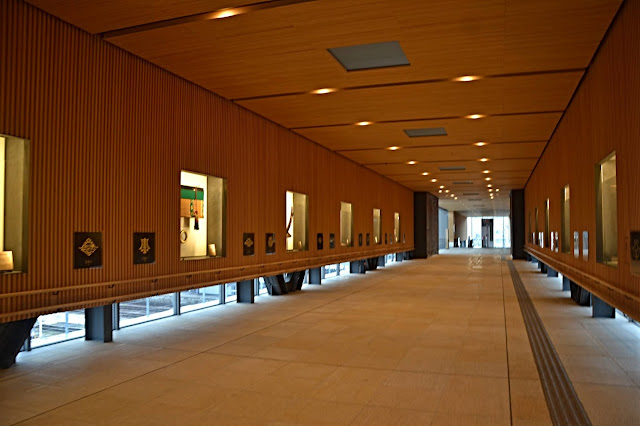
79,238,99,256
139,238,151,255
244,237,254,247
318,236,323,244
632,238,640,261
267,235,274,247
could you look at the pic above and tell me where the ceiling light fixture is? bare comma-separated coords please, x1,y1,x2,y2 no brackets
487,184,493,188
455,197,458,200
466,114,485,120
483,170,490,174
485,177,491,181
439,185,445,189
445,190,450,193
454,75,481,82
356,121,372,126
311,88,337,95
439,190,443,193
387,146,401,151
496,189,500,192
422,172,429,176
479,158,489,162
214,8,238,19
407,160,417,165
431,178,437,183
474,142,487,147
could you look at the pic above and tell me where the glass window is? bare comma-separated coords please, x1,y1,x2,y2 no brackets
339,262,350,273
180,285,221,313
119,294,175,327
394,213,401,243
596,152,618,267
535,208,539,246
180,170,227,259
30,310,85,348
340,202,353,246
257,277,268,295
225,283,237,303
373,209,382,244
561,186,570,254
0,134,29,273
324,264,338,278
286,191,309,251
544,199,550,249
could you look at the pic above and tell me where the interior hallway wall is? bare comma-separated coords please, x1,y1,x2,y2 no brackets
0,0,414,322
524,0,639,320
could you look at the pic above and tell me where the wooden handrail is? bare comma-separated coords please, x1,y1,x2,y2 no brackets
524,246,639,322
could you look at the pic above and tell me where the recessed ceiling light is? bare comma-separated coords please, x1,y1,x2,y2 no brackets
439,190,443,193
407,160,417,165
487,184,493,188
450,194,454,197
431,178,437,182
479,158,489,162
356,121,372,126
311,88,337,95
421,172,429,176
455,197,458,200
489,189,493,192
214,8,237,19
496,189,500,192
454,75,482,82
445,190,450,193
387,146,401,151
483,170,490,174
439,185,445,189
485,177,491,181
474,142,487,147
466,114,485,120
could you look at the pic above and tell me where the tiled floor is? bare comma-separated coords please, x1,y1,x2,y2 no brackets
0,250,638,425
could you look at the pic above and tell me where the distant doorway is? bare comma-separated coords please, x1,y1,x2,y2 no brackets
482,219,494,248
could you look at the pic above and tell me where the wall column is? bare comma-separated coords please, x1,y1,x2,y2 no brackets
309,267,322,285
85,305,113,343
237,280,255,303
510,189,526,259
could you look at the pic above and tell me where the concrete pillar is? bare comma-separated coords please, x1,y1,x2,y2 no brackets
237,280,255,303
592,296,615,318
378,256,386,267
562,276,571,291
85,305,113,343
396,252,403,262
0,317,36,368
531,256,537,263
510,189,526,259
350,260,365,274
309,267,322,285
547,267,558,277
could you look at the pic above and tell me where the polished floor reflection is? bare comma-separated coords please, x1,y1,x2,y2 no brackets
0,250,638,425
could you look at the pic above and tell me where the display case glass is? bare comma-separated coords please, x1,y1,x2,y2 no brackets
0,134,29,273
373,208,382,244
180,170,226,259
561,186,570,254
286,190,309,251
394,212,400,243
340,202,353,246
544,198,550,249
595,152,618,267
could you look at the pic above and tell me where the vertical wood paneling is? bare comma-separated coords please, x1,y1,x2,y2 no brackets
524,0,639,320
0,0,414,322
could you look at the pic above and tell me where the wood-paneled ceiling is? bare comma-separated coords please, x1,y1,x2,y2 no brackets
27,0,622,213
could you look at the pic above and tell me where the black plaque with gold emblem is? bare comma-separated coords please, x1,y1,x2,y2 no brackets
358,233,363,246
133,232,155,265
329,233,335,249
243,233,255,256
317,233,324,250
266,233,276,254
366,233,370,246
74,232,103,269
631,231,640,276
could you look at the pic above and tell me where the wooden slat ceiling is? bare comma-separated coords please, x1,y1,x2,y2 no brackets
26,0,622,213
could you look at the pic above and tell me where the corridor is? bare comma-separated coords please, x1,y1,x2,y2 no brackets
1,251,638,425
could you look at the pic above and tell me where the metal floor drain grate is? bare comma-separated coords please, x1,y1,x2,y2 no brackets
507,261,591,426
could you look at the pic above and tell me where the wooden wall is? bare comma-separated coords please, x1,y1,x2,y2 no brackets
524,0,639,320
0,0,414,323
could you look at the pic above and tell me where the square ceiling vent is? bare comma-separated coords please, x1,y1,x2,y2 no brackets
439,166,466,171
328,41,410,71
404,127,447,137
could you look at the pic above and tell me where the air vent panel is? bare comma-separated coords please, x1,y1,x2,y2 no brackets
439,166,466,171
328,41,410,71
404,127,447,137
453,181,473,185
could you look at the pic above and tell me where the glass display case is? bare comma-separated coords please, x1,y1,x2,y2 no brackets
394,212,400,243
340,202,353,246
373,208,382,244
561,186,570,254
0,134,29,273
286,190,309,251
180,170,227,259
595,152,618,267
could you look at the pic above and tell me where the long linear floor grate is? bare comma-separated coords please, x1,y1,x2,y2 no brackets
507,261,591,426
